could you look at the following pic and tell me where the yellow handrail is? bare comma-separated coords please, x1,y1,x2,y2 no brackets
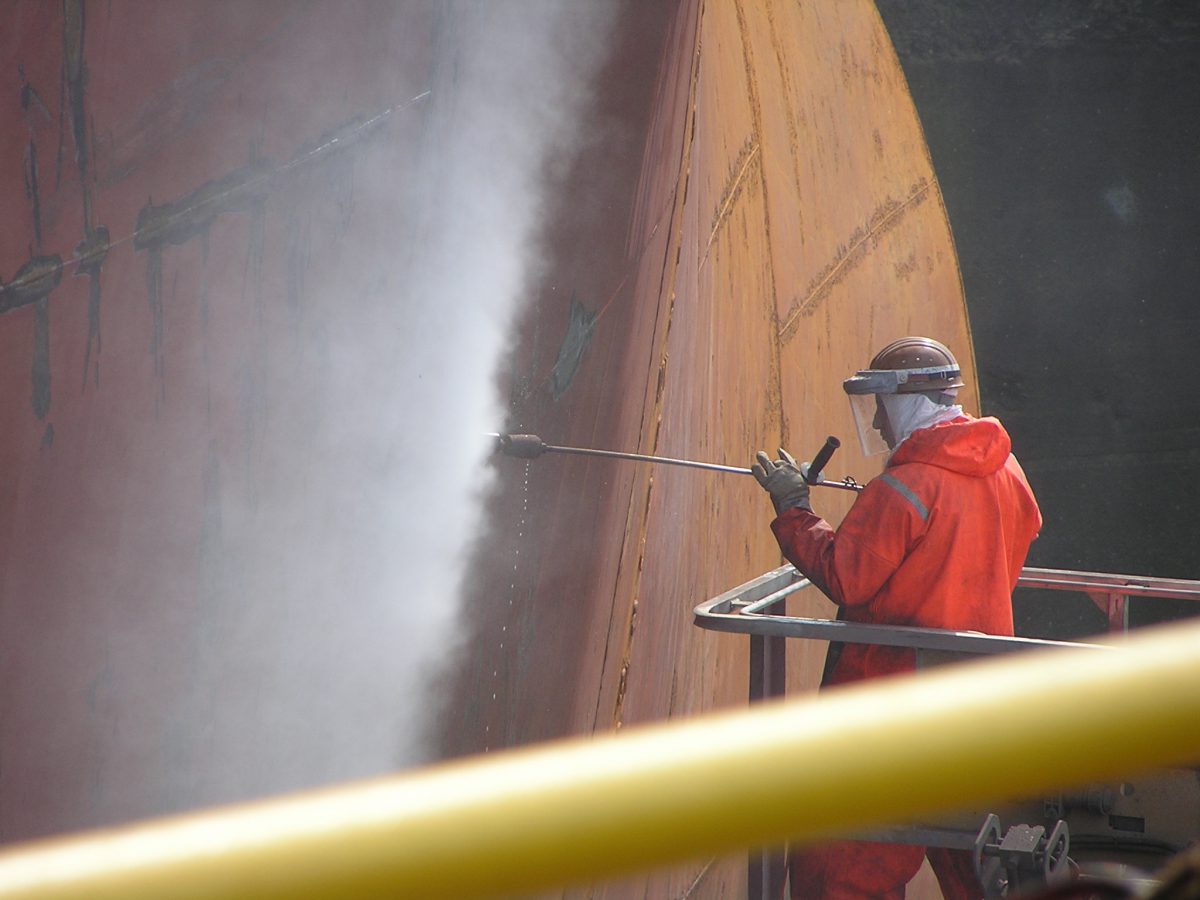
3,619,1200,899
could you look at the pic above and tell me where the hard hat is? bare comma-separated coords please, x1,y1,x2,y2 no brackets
842,336,965,396
843,337,965,456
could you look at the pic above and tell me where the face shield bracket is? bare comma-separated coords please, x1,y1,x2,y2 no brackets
842,365,961,396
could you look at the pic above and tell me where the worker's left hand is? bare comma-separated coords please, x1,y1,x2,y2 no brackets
752,448,812,515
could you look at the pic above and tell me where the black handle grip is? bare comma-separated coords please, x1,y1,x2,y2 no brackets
804,436,841,484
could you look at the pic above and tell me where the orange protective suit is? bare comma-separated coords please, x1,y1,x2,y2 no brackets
770,414,1042,900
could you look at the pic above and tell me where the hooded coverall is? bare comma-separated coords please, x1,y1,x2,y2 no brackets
770,414,1042,900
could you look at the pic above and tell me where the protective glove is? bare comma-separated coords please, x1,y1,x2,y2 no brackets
751,447,813,515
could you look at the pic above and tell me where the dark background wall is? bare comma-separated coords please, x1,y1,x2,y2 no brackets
874,1,1200,638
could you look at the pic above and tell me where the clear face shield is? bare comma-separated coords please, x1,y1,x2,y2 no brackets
848,392,890,456
843,365,963,456
842,369,905,457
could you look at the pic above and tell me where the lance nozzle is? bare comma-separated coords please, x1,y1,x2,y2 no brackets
495,433,549,459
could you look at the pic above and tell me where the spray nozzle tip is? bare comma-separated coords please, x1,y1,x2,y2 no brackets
496,433,547,459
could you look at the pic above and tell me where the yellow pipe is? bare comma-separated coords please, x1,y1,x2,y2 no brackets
3,619,1200,900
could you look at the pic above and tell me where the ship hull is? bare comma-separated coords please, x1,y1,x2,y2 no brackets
2,2,970,897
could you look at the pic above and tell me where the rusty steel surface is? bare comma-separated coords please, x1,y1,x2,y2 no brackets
453,2,976,897
0,0,448,840
3,1,972,897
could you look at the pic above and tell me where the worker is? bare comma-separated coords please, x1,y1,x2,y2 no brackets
752,336,1042,900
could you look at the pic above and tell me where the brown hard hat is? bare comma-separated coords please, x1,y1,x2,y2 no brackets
869,335,957,370
871,336,964,392
843,336,965,395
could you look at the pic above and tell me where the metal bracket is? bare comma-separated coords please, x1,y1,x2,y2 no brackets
974,813,1071,896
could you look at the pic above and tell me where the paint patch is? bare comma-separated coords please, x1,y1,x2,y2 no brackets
549,292,597,399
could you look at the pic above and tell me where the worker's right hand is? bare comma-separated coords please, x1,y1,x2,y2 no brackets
752,448,812,515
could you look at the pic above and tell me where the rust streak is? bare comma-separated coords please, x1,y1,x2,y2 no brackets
733,0,786,447
779,177,932,343
764,1,804,238
701,138,759,266
600,1,705,733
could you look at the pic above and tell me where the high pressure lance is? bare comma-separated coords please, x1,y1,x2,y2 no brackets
487,433,864,492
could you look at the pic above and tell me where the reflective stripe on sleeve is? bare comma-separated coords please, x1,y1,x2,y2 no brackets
880,473,929,521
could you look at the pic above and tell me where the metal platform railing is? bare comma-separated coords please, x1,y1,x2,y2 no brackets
1018,566,1200,631
692,563,1200,899
693,563,1200,703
